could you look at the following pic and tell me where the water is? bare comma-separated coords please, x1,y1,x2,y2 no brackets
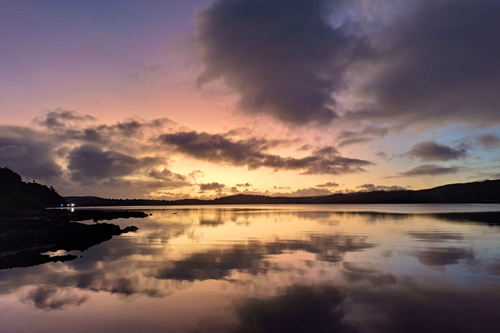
1,204,500,332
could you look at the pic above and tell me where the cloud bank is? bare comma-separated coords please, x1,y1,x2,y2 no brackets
195,0,368,125
195,0,500,128
159,131,373,175
407,141,467,162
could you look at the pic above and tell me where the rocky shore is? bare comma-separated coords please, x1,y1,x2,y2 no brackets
0,210,147,270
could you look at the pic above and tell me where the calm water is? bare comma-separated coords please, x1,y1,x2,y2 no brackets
1,204,500,332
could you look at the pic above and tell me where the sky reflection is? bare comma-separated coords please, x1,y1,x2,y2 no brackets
1,205,500,332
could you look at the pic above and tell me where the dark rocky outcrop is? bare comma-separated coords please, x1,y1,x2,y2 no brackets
0,217,139,270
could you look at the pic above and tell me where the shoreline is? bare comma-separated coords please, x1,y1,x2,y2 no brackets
0,209,147,270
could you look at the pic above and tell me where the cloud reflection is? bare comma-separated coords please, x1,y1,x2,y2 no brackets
232,285,348,333
416,247,474,267
156,235,373,281
20,285,89,310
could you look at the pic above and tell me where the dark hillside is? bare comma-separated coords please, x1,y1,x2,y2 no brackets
0,167,67,215
66,179,500,206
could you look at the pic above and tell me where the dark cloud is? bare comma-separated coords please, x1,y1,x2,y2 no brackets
147,169,190,189
400,164,459,177
199,182,226,192
94,118,173,137
361,0,500,125
316,182,339,188
43,115,175,147
357,183,407,192
195,0,369,125
236,182,252,187
407,141,466,161
34,109,96,130
148,168,186,182
195,0,500,127
67,144,159,181
0,126,61,180
475,134,500,150
159,131,373,175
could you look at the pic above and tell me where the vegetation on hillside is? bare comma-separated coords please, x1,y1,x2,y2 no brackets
0,167,67,215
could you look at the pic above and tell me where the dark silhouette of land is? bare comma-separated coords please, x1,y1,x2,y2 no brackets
0,167,67,216
66,179,500,207
0,167,146,270
2,165,499,270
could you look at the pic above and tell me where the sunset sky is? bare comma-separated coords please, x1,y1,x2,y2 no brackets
1,0,499,199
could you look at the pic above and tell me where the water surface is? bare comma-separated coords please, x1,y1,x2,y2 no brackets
1,204,500,332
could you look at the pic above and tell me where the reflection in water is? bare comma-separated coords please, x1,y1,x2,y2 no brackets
20,285,90,310
416,247,475,267
0,205,500,332
233,285,347,333
156,235,372,281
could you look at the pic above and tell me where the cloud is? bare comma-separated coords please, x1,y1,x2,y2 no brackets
199,182,226,192
236,183,252,187
337,126,388,147
188,170,204,181
316,182,339,188
285,187,333,197
194,0,369,125
148,168,186,182
159,131,373,175
359,0,500,125
37,113,175,148
147,169,190,189
357,184,407,192
67,144,159,181
194,0,500,128
0,126,62,180
94,118,174,137
400,164,459,177
407,141,467,161
34,109,96,130
0,145,29,159
475,134,500,150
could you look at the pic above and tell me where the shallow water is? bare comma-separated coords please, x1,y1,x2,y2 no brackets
1,204,500,332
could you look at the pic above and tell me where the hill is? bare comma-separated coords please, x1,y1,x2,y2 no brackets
0,167,67,215
66,179,500,206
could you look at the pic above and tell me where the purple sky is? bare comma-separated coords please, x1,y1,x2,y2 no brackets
1,0,499,199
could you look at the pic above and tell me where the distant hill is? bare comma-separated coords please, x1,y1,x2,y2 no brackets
66,179,500,207
0,167,67,215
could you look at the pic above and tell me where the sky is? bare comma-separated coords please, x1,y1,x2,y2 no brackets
1,0,499,199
